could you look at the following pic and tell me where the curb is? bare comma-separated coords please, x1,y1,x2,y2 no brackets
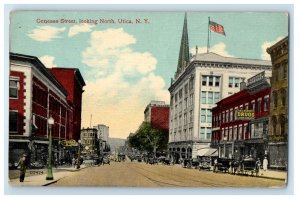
42,176,66,186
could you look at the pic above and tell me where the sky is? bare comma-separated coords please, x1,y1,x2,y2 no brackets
10,11,288,139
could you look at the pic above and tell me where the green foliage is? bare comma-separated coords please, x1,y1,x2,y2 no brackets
128,122,168,154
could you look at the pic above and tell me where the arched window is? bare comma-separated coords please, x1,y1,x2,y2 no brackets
281,89,287,106
272,116,277,135
280,115,286,135
273,91,278,108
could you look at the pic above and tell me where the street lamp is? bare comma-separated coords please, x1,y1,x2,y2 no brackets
76,140,81,169
223,136,227,158
46,116,54,180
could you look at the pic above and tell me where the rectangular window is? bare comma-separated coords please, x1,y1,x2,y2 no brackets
202,76,207,86
207,109,212,123
208,92,213,104
275,64,279,81
200,127,205,139
243,124,248,140
207,128,211,140
214,92,220,103
225,110,229,123
201,109,206,122
282,63,287,79
250,123,255,138
251,100,255,111
209,76,213,86
9,79,19,98
230,109,233,121
245,103,249,110
190,94,194,106
257,98,262,113
229,77,233,87
201,91,207,104
264,96,269,111
222,112,225,123
215,76,220,87
233,126,237,140
179,89,183,99
234,78,240,88
9,111,18,132
238,125,243,140
228,127,233,140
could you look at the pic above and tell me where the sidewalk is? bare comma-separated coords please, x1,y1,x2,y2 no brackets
256,170,287,181
174,164,287,181
9,165,86,186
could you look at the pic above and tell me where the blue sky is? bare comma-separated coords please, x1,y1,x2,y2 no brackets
10,11,288,138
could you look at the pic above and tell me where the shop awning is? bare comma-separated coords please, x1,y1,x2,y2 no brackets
197,148,218,157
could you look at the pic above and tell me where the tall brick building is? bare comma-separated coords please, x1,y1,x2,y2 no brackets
9,53,85,166
267,36,288,169
144,100,170,132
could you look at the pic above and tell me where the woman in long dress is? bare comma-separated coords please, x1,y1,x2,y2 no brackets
263,157,268,171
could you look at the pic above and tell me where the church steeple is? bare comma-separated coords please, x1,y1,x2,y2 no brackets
176,12,190,74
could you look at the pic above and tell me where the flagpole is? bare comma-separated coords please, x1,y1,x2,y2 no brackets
207,17,210,53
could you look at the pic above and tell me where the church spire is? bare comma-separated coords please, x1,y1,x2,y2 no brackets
176,12,190,74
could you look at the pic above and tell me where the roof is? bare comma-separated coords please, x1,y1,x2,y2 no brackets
192,52,271,66
10,52,68,96
49,68,86,87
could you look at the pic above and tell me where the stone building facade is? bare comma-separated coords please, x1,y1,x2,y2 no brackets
267,36,288,170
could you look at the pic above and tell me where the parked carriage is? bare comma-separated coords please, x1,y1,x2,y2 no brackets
214,158,232,173
241,158,260,176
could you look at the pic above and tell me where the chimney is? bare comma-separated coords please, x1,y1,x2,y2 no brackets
240,80,246,91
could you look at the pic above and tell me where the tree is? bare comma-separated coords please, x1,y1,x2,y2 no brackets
128,122,168,156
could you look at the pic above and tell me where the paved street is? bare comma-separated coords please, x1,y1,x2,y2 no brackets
50,161,286,187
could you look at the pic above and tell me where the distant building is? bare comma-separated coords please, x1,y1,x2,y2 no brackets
267,36,288,170
211,71,271,162
94,124,109,142
168,14,272,161
80,128,98,155
144,100,170,131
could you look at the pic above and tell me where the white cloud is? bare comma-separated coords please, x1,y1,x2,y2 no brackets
39,55,59,68
81,28,169,138
261,36,284,60
68,24,95,37
190,42,234,57
27,26,66,42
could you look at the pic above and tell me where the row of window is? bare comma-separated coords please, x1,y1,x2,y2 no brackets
220,124,248,141
32,83,48,107
171,93,194,117
274,62,288,81
229,77,244,88
170,127,193,141
201,108,212,123
202,75,220,87
82,132,96,137
271,114,286,135
173,76,194,103
82,139,96,145
272,89,287,108
200,127,211,140
201,91,220,104
213,95,270,127
171,110,194,129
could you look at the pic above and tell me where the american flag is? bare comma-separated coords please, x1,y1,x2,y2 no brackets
209,21,226,36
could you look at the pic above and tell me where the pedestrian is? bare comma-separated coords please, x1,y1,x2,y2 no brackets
263,157,268,171
72,157,75,168
213,158,218,172
255,158,261,176
17,154,27,182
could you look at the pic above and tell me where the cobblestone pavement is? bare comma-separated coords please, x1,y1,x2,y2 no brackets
50,161,286,187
